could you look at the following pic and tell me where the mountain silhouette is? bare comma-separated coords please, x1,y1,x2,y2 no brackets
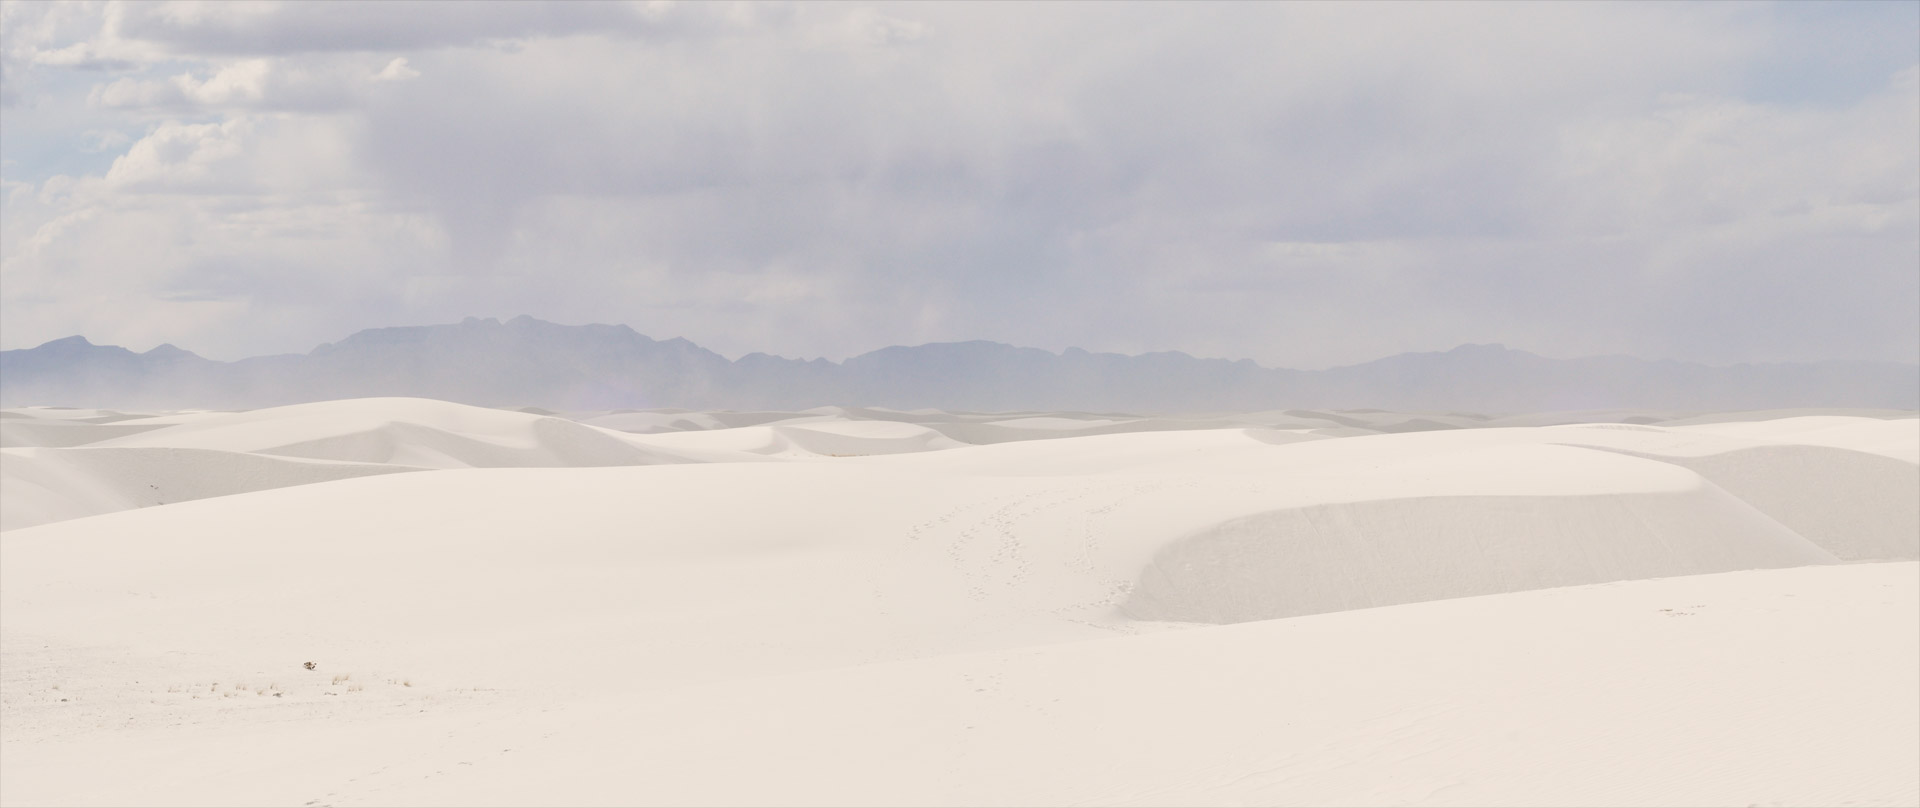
3,316,1914,412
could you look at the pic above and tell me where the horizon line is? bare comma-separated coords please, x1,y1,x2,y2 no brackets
8,315,1920,373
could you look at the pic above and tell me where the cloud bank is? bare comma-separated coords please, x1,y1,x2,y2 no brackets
2,1,1915,368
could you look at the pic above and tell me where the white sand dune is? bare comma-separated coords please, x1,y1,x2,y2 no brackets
1785,418,1920,463
1,398,1914,806
0,421,1899,686
2,458,1200,695
1480,409,1675,427
0,399,778,527
0,407,160,423
91,397,716,469
353,563,1917,808
0,420,171,448
1658,407,1919,428
571,408,826,434
0,447,417,532
1536,420,1920,560
4,559,1911,807
1675,414,1920,463
574,410,731,433
1126,477,1833,623
773,419,968,455
984,415,1134,430
1592,445,1917,560
352,563,1920,808
632,420,966,457
924,417,1255,445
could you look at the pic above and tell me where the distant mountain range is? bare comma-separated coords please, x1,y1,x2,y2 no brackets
2,316,1915,412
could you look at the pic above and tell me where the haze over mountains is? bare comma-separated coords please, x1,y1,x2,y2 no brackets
2,316,1914,412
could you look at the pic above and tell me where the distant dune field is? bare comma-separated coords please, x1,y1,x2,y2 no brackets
2,398,1915,806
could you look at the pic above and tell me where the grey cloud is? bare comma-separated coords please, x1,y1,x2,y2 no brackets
336,4,1914,364
30,47,139,72
1,2,1914,371
108,0,778,56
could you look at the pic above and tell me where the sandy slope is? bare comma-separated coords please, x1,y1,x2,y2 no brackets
331,562,1920,808
1,399,1915,806
0,399,764,529
0,447,416,532
4,564,1912,807
87,398,714,468
0,420,169,448
633,418,967,457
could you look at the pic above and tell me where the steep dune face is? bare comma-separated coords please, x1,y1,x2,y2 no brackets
1781,417,1920,463
1541,418,1920,561
1661,414,1920,463
1112,417,1920,627
1586,445,1919,561
1120,443,1840,624
1124,485,1834,624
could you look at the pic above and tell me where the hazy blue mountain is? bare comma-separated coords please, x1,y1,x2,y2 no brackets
3,317,1914,412
0,336,227,407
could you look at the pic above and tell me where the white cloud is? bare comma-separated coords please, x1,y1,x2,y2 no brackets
102,118,255,191
373,57,418,82
89,56,388,112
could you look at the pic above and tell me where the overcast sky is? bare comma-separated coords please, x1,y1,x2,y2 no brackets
2,1,1915,368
